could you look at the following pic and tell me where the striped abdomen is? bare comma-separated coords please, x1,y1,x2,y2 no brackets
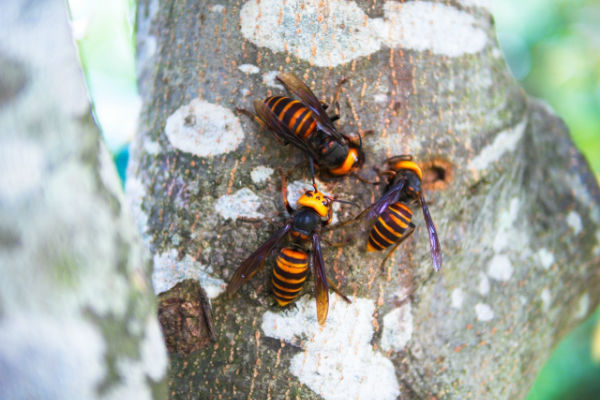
367,202,413,252
265,96,317,140
272,247,309,306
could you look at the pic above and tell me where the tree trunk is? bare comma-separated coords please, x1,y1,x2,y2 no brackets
130,1,600,399
0,1,167,398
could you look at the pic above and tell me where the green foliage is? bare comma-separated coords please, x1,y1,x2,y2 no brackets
496,0,600,176
526,307,600,400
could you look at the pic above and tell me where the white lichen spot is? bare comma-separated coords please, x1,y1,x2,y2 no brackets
380,302,413,352
469,118,527,171
240,0,487,68
493,197,521,252
210,4,225,13
250,165,274,184
214,188,264,220
536,248,555,270
238,63,260,74
152,249,226,297
165,98,244,157
574,292,590,320
478,273,490,295
241,88,251,97
373,93,388,104
382,1,488,57
541,288,551,312
0,138,44,203
475,303,494,321
487,254,513,281
491,47,503,59
262,70,284,90
261,295,400,400
566,211,583,234
492,230,509,255
451,288,464,309
143,139,161,155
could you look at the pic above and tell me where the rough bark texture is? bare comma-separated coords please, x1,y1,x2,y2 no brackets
130,1,600,399
0,1,167,398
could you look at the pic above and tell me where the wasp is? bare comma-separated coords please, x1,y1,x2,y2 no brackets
344,155,442,271
226,173,351,325
237,72,364,179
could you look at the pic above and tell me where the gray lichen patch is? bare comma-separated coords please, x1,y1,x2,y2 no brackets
261,295,401,400
165,98,245,157
240,0,488,67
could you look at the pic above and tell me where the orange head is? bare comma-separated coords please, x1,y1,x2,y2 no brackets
391,160,423,180
297,190,330,219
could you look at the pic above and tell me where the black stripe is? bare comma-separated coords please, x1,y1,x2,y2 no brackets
282,102,303,128
273,286,302,298
368,234,386,251
273,292,298,302
279,250,308,265
389,203,412,221
374,218,402,243
265,96,283,108
271,97,293,119
291,107,311,134
381,209,410,234
273,264,308,280
272,274,305,291
369,228,393,250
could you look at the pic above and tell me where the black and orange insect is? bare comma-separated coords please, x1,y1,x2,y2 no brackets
226,173,350,325
237,72,364,179
347,155,442,271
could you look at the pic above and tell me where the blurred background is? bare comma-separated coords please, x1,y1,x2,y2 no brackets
66,0,600,398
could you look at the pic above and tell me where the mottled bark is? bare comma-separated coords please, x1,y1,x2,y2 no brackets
131,1,600,399
0,1,167,399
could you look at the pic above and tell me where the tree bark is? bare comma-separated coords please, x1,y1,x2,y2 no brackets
0,1,167,398
131,1,600,399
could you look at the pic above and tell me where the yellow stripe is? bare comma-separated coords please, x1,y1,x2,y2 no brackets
288,107,305,129
273,269,306,285
372,224,395,245
390,202,412,215
281,248,307,260
329,148,359,175
300,120,317,139
268,96,286,110
295,110,313,136
368,234,386,251
378,217,404,238
275,298,294,306
278,100,297,120
276,257,308,272
388,212,409,229
272,280,303,293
